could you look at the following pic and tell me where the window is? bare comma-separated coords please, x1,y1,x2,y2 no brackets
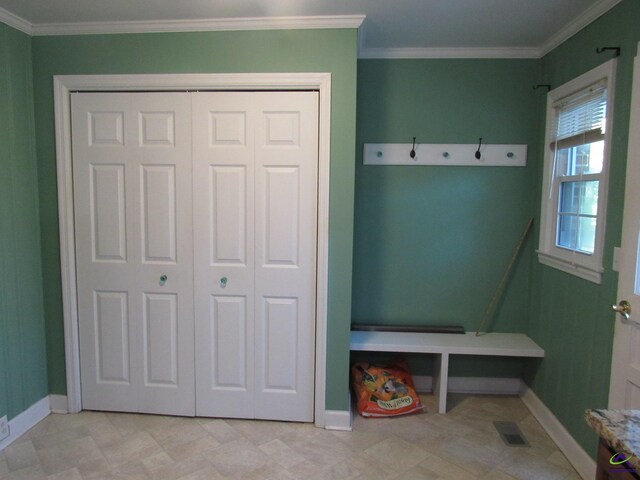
538,59,616,283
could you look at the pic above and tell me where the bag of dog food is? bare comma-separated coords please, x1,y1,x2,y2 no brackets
351,360,423,417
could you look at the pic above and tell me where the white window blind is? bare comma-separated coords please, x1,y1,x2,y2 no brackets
550,80,607,151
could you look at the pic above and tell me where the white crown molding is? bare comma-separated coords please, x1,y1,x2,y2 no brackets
538,0,624,57
0,0,622,58
0,5,33,35
357,20,367,56
357,0,623,59
358,46,541,59
30,14,364,36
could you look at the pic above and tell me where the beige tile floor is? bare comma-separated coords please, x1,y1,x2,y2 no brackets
0,394,582,480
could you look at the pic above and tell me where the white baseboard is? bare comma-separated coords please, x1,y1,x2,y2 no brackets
49,395,68,414
324,409,353,431
450,377,523,394
0,397,50,451
413,376,523,395
520,386,595,480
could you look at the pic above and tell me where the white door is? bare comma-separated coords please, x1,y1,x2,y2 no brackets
193,92,318,421
73,90,318,420
72,92,195,416
609,43,640,408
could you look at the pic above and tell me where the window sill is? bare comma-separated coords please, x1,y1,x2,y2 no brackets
537,251,603,284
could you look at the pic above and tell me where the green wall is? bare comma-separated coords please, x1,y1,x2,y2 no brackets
353,59,540,377
7,0,639,451
0,23,48,420
31,29,358,411
527,0,640,457
354,3,640,457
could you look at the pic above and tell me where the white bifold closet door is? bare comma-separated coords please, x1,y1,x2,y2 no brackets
72,90,318,422
72,92,195,416
192,92,318,422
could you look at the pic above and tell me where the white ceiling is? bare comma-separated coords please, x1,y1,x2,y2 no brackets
0,0,623,58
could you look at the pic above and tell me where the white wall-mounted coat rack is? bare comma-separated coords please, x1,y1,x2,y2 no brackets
364,143,527,167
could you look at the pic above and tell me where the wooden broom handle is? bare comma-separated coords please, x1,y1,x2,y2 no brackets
475,218,534,336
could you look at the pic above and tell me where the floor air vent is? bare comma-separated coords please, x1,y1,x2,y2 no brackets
494,421,529,447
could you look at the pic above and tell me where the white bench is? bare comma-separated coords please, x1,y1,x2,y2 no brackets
350,331,544,413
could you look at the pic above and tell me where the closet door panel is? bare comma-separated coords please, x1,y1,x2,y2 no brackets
73,94,138,412
193,93,256,418
143,293,179,386
73,92,194,416
210,295,249,389
263,167,300,266
94,291,131,384
210,166,247,265
141,165,177,263
135,93,194,416
262,297,298,391
254,92,318,422
90,164,127,262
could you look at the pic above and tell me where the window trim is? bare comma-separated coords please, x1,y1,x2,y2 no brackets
537,59,617,284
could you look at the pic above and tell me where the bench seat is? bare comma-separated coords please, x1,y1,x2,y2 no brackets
350,330,544,413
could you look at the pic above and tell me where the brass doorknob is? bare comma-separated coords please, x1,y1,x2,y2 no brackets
612,300,632,320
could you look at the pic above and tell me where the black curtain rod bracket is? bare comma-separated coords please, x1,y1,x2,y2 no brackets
596,47,621,57
533,84,552,92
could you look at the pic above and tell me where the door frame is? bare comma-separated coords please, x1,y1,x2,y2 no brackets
609,43,640,407
53,73,332,427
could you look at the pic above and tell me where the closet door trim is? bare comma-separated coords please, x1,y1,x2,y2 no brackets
53,73,332,428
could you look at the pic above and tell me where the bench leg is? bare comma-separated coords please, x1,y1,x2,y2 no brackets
433,353,449,414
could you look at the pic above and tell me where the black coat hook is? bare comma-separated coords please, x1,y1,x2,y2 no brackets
475,138,482,159
533,84,552,92
410,137,416,159
596,47,620,57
